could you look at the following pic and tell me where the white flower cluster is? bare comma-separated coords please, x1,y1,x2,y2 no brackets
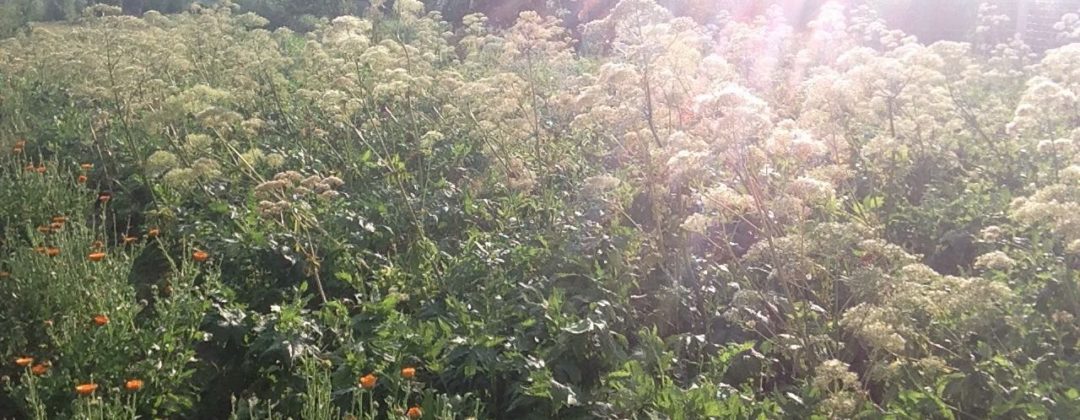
255,171,345,219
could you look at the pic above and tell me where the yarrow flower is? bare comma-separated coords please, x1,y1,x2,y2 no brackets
974,251,1016,271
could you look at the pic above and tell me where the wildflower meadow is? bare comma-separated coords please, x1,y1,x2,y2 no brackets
1,1,1079,419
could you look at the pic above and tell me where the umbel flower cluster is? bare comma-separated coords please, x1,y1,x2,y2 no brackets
255,171,345,218
1,0,1079,418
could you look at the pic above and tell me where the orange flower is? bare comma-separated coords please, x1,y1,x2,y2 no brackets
12,146,23,154
192,250,209,262
75,383,98,396
401,367,416,379
80,163,93,171
45,247,60,257
51,215,67,223
31,363,48,375
15,139,26,148
77,175,88,184
14,357,33,367
50,222,64,232
88,252,106,262
98,193,111,203
92,314,109,326
124,379,144,392
359,373,377,390
146,228,160,238
34,165,46,174
36,225,51,234
122,235,137,245
406,406,422,419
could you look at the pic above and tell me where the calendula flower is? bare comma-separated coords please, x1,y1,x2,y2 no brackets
31,364,48,375
15,140,25,148
50,222,63,231
146,228,160,238
359,373,377,389
51,215,67,223
34,165,46,174
401,367,416,379
14,357,33,367
99,193,112,203
192,250,209,262
80,163,93,171
406,406,422,419
124,379,144,392
45,247,60,257
88,252,106,262
77,175,88,184
92,314,109,326
75,383,98,396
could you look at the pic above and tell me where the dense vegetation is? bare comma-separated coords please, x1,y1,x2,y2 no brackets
1,1,1079,418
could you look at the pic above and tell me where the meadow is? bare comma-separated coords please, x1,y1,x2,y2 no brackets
1,1,1079,419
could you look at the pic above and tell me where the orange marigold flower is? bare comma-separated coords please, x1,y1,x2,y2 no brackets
31,364,48,375
75,383,98,396
146,228,160,238
34,165,46,174
98,193,111,203
14,357,33,367
406,406,422,419
45,247,60,257
52,215,67,223
92,314,109,326
122,235,137,245
50,222,64,231
15,139,26,148
124,379,144,392
192,250,209,262
359,373,377,390
36,225,51,234
401,367,416,379
80,163,93,171
13,146,23,154
88,252,106,262
77,175,88,184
